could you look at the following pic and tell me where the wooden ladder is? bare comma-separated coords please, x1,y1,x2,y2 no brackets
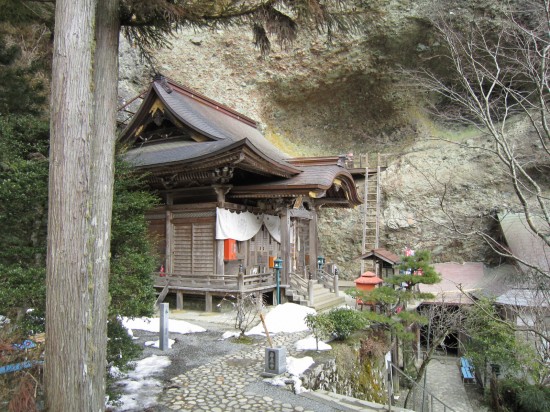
361,153,382,273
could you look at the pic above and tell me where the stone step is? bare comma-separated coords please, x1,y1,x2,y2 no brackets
301,390,414,412
285,284,344,310
311,290,333,301
311,295,346,311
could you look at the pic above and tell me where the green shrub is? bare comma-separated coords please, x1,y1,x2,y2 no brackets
106,317,142,369
499,378,550,412
305,312,334,348
327,308,366,340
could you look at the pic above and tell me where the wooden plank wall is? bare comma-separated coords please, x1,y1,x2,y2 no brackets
172,217,215,276
248,226,281,270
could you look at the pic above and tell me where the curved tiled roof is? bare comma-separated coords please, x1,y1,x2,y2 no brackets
119,76,361,207
121,77,296,172
124,140,232,168
228,165,362,206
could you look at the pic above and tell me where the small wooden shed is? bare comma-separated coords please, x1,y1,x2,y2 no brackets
359,248,401,279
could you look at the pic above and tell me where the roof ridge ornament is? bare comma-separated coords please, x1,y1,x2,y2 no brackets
337,154,346,167
154,74,173,94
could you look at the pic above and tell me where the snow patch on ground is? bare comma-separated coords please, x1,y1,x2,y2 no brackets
110,355,171,411
247,303,316,335
144,339,176,349
221,330,240,340
264,355,314,394
286,356,314,376
295,335,332,351
121,317,206,334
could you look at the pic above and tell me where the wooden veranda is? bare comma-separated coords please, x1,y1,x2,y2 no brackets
154,270,279,311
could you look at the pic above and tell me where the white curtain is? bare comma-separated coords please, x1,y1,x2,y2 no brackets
263,214,281,243
216,208,281,243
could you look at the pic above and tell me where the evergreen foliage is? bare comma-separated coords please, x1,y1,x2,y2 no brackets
0,115,49,320
464,298,537,380
498,379,550,412
0,0,54,25
109,159,159,319
0,118,157,364
348,250,440,318
462,298,550,410
119,0,360,57
305,312,334,345
327,307,367,340
0,116,158,330
306,307,368,342
0,36,48,115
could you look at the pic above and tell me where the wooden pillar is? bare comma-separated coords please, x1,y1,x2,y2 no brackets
176,291,183,310
165,195,173,274
216,240,224,276
205,292,213,312
309,206,318,279
238,272,244,291
213,185,232,276
280,210,291,285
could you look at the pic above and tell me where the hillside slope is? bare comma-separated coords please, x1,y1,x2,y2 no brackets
118,0,547,278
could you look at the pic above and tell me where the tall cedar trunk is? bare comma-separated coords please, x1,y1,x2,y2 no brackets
46,0,97,409
87,0,120,408
46,0,119,409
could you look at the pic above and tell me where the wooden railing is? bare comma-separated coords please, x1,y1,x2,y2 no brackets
345,153,390,171
153,271,276,292
289,272,308,294
317,268,339,295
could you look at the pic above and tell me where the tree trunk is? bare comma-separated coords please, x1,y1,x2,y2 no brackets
404,334,446,408
87,0,120,408
46,0,97,409
46,0,119,409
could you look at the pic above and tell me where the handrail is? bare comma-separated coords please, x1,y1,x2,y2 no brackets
387,360,456,412
289,272,309,297
317,268,334,290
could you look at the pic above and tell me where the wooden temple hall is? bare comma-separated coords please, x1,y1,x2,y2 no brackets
120,75,362,311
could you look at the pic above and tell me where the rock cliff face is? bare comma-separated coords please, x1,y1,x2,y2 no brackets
118,0,547,279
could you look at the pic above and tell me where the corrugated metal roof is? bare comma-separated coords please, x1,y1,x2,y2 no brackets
419,262,486,304
495,288,549,307
498,212,550,275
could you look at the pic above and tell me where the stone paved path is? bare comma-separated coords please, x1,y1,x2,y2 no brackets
397,355,487,412
426,356,473,412
159,331,339,412
151,310,486,412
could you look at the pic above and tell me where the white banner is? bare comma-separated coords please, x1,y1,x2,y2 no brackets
215,208,281,243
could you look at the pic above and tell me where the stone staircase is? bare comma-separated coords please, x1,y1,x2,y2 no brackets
285,279,345,311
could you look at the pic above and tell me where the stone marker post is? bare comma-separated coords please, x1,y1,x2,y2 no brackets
265,347,287,375
160,302,169,351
